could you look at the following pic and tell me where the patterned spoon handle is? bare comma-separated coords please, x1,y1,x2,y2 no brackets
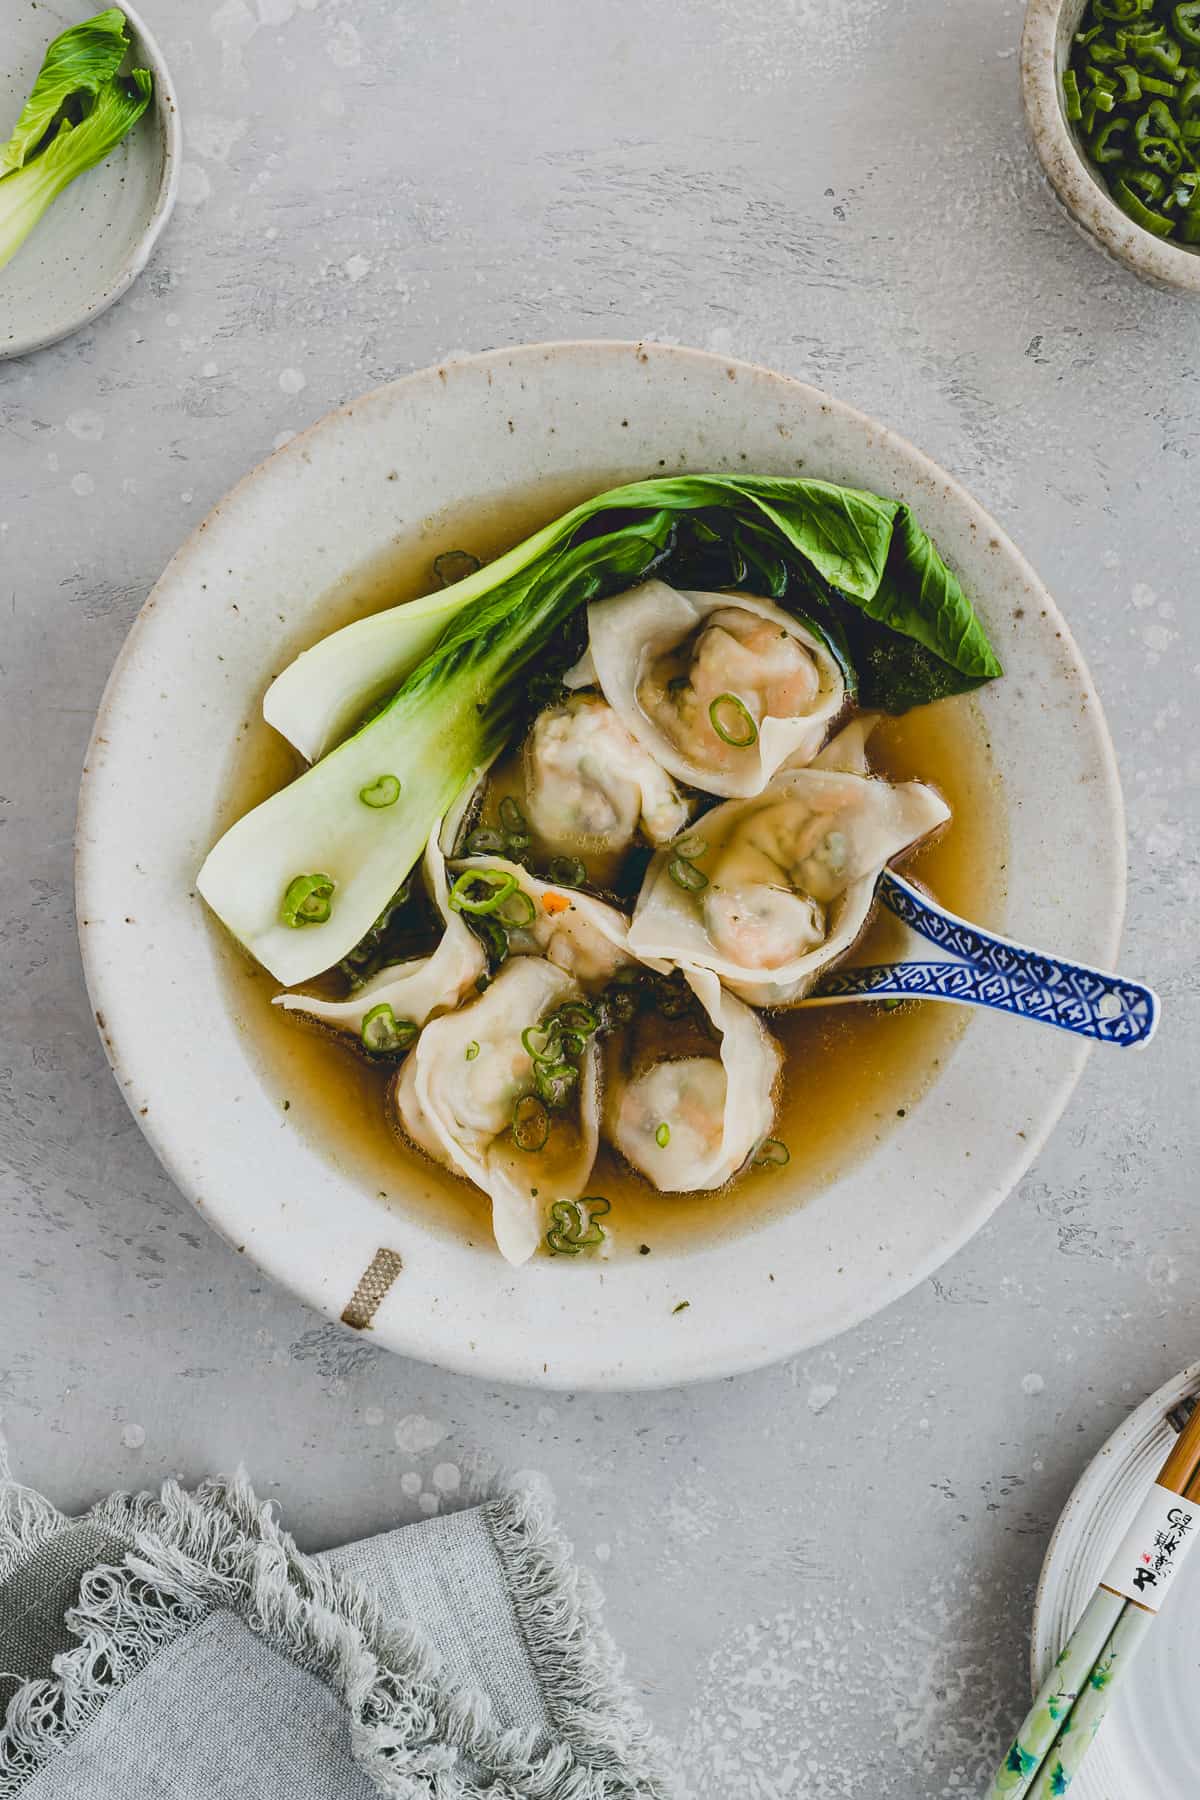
809,870,1160,1048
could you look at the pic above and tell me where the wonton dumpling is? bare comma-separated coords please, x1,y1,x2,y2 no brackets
571,581,845,798
627,761,950,1008
448,853,668,988
606,973,780,1192
274,812,485,1039
395,957,600,1265
524,693,690,858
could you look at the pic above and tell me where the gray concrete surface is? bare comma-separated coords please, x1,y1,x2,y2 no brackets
1,1,1196,1793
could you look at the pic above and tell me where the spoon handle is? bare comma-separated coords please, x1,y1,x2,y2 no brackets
809,870,1160,1048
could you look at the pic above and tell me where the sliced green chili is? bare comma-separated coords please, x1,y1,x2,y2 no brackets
668,855,708,892
512,1092,550,1152
358,773,401,809
281,872,335,928
1177,1,1200,43
753,1138,790,1168
708,692,758,748
498,796,527,835
672,832,708,861
655,1122,671,1149
534,1061,579,1108
547,1000,598,1036
466,1040,480,1061
448,868,518,914
547,855,587,887
360,1003,418,1056
1115,174,1176,229
521,1023,557,1062
1092,114,1131,158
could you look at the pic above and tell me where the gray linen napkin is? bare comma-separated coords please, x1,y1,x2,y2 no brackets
0,1449,674,1799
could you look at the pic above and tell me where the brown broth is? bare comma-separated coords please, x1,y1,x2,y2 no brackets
212,480,1008,1261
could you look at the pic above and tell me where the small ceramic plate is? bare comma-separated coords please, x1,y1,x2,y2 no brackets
76,342,1126,1389
1033,1365,1200,1798
0,1,180,361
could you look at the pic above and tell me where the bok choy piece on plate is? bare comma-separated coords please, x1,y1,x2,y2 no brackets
0,9,152,275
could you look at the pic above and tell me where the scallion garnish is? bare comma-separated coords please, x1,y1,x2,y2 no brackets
358,774,401,809
466,1040,480,1060
708,692,758,748
655,1122,671,1148
547,855,587,886
498,888,536,928
448,868,518,914
280,872,335,928
668,855,708,892
753,1138,790,1168
545,1196,610,1255
512,1092,550,1152
360,1003,418,1057
464,826,506,855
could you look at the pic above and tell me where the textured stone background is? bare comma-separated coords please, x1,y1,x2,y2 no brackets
1,1,1196,1793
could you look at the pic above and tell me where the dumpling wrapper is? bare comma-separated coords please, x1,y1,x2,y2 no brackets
273,810,485,1039
448,853,669,988
395,957,600,1266
627,753,950,1008
605,972,780,1192
571,581,846,798
524,693,690,859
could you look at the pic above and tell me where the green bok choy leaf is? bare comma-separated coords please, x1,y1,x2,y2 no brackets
264,473,1001,762
0,10,151,274
202,473,1001,985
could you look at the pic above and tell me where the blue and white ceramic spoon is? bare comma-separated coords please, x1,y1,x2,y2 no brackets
802,869,1160,1048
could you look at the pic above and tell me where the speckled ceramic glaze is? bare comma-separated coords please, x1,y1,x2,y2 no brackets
1022,0,1200,292
75,342,1126,1389
1033,1364,1200,1798
0,0,180,361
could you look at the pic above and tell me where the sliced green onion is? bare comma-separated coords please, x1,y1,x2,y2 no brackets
547,1000,598,1036
448,868,518,914
668,855,708,892
512,1092,550,1152
281,872,335,928
498,887,536,928
547,855,587,886
433,549,482,587
672,832,708,862
753,1138,790,1169
464,826,506,855
708,692,758,748
521,1023,557,1062
466,1040,480,1061
498,796,527,835
655,1122,671,1149
358,773,401,809
545,1196,610,1255
534,1061,579,1108
360,1003,418,1056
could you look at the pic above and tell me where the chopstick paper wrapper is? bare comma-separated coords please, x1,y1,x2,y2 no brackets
987,1397,1200,1799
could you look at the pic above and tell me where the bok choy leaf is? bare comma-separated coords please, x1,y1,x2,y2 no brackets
264,474,1000,762
0,11,151,274
198,513,677,985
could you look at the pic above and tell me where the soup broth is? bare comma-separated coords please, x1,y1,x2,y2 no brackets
212,479,1007,1260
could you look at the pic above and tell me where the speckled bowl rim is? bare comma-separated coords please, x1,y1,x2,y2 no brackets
1022,0,1200,292
0,0,182,362
75,340,1127,1390
1031,1362,1200,1796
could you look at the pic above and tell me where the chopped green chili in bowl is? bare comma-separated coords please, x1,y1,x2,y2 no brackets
1065,0,1200,243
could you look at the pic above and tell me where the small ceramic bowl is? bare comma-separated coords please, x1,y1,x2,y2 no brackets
1022,0,1200,292
0,0,181,361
